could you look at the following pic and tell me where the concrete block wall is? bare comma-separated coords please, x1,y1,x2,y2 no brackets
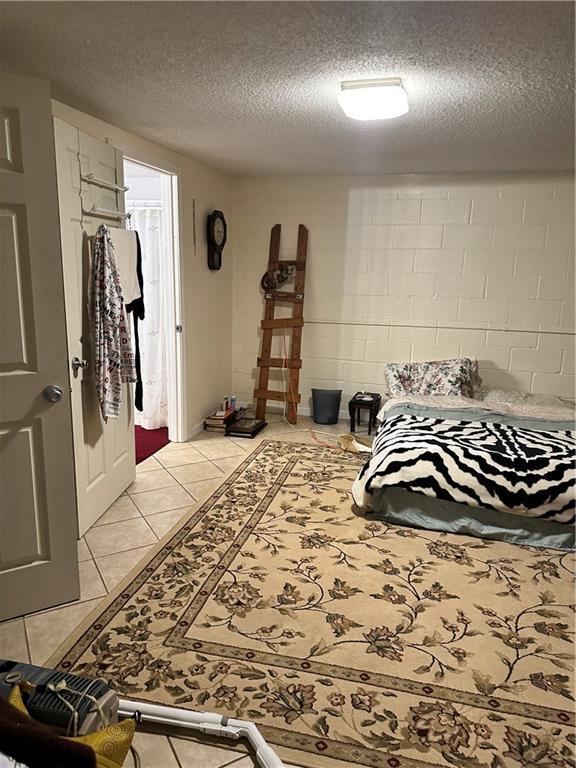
231,173,575,411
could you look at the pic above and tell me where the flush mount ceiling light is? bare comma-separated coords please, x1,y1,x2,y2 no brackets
338,77,409,121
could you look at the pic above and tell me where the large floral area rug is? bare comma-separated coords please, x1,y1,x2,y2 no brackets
52,441,575,768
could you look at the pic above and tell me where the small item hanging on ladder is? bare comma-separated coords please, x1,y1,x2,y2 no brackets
260,264,295,294
254,224,308,424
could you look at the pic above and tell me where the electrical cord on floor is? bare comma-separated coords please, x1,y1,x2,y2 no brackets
278,325,344,450
130,745,141,768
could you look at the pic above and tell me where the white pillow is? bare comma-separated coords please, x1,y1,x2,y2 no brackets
475,386,571,408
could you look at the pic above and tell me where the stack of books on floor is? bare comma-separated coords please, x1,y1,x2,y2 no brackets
203,407,267,438
204,407,237,433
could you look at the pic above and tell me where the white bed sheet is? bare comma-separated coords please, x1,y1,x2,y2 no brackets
377,392,575,423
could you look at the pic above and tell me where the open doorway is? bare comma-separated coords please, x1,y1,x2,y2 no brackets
123,158,184,462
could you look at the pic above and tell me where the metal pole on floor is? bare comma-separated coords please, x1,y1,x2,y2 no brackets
118,698,284,768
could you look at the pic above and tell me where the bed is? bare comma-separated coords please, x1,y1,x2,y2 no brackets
352,393,576,550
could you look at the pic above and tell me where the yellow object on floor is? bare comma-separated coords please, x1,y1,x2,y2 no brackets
337,431,373,453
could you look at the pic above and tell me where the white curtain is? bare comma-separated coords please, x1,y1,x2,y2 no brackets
126,205,168,430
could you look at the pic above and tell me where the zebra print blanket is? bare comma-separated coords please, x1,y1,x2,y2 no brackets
352,404,575,525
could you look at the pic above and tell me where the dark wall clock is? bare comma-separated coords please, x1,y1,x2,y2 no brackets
206,209,227,271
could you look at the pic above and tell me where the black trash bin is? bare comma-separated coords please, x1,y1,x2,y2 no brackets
311,388,342,425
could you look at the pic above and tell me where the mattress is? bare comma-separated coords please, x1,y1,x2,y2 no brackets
367,486,575,550
353,397,576,549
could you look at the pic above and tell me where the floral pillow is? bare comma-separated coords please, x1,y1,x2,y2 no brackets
384,358,477,398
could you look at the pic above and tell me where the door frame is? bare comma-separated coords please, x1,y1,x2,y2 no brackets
122,152,187,443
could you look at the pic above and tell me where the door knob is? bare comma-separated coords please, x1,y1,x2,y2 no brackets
43,385,63,403
72,356,88,372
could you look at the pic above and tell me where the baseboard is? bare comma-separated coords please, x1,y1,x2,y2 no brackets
184,418,205,442
239,401,350,422
187,405,352,439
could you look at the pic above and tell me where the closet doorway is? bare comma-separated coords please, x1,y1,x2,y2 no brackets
123,158,184,461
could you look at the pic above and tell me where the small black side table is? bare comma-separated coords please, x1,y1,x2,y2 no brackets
348,392,382,435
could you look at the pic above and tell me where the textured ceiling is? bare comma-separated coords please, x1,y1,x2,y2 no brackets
0,1,573,176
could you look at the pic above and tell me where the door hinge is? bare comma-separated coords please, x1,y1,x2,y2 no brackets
176,324,183,333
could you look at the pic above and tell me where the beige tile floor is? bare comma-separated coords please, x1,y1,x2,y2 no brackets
0,414,357,768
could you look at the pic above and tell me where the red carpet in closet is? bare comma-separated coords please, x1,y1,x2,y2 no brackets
135,426,170,464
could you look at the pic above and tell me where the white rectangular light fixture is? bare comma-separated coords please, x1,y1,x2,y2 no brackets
338,77,409,121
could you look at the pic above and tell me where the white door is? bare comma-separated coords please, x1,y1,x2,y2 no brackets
0,74,79,621
54,120,135,537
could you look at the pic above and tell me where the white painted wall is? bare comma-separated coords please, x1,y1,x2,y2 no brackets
52,100,234,436
231,173,575,410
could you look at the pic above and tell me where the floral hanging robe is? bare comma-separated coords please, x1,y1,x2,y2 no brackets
91,224,136,421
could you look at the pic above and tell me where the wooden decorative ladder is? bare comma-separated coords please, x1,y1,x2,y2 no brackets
254,224,308,424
